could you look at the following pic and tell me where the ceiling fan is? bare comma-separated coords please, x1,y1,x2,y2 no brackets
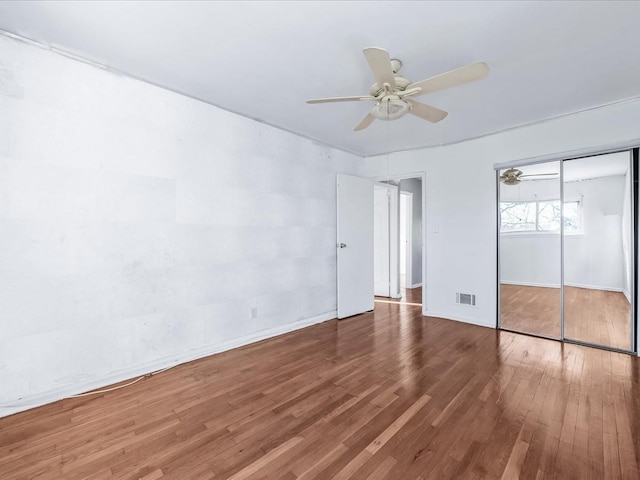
499,168,559,185
306,47,489,131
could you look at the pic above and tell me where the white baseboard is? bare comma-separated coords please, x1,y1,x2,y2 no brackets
375,293,403,299
564,282,624,293
501,280,624,293
501,280,560,289
410,282,422,289
422,309,494,329
0,310,336,418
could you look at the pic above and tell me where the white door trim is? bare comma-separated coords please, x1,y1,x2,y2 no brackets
401,191,413,290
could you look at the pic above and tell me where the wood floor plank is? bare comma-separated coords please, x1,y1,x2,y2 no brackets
364,455,397,480
365,394,431,455
225,436,304,480
501,439,530,480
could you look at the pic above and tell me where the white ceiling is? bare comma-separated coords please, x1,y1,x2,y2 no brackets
2,1,640,156
563,152,630,182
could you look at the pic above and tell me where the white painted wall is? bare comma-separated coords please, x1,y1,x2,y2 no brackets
500,175,627,292
565,175,626,291
500,233,562,287
0,35,359,415
358,96,640,332
399,178,422,287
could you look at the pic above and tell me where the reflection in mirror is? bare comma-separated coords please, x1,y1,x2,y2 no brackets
499,161,562,338
563,152,633,350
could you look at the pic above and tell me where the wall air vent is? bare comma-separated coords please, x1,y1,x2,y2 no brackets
456,292,476,306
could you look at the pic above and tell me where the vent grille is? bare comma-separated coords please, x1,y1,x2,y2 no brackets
456,292,476,306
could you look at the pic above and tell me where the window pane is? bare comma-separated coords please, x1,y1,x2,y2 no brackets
564,201,579,231
537,200,561,231
501,202,537,232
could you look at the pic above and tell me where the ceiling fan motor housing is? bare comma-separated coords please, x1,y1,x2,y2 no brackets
500,168,523,185
369,74,411,97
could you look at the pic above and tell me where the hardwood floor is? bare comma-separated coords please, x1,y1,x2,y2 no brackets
501,284,632,350
375,286,422,305
2,301,640,479
565,286,632,350
400,286,422,304
500,284,561,339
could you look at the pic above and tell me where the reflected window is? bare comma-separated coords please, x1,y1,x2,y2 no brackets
563,201,580,232
501,200,580,233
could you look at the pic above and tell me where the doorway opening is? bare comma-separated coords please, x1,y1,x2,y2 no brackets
373,175,424,308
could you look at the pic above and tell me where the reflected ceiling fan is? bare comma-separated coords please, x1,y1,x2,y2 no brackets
500,168,558,186
306,47,489,131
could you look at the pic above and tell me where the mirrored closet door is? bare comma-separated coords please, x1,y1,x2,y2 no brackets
563,153,634,351
498,150,636,353
498,161,562,339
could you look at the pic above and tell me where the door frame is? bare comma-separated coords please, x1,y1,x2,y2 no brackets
371,172,427,312
400,191,413,289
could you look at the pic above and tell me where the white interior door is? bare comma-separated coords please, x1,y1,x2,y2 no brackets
337,174,374,319
373,183,400,297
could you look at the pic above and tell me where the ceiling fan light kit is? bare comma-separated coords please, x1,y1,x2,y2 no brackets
371,97,411,120
306,47,489,131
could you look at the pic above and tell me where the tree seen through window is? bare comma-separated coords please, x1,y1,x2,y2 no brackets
500,200,579,233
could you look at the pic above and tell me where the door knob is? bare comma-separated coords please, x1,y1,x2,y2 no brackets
337,243,347,248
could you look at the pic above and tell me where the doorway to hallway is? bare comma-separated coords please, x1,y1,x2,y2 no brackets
373,174,424,308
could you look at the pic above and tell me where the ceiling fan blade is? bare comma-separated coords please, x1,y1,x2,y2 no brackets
407,62,489,97
307,95,375,104
354,113,375,131
519,173,558,178
406,99,448,123
397,87,422,98
363,47,396,90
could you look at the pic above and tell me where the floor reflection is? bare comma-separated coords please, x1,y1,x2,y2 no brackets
501,284,631,350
